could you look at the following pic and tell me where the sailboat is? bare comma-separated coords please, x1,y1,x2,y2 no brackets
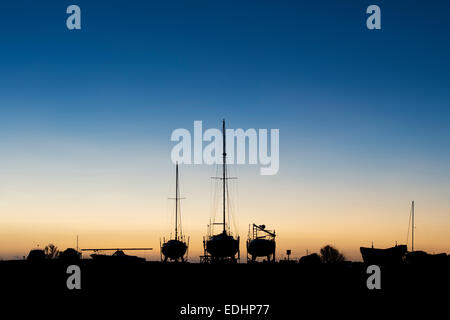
247,224,276,263
360,244,407,265
161,162,189,262
360,201,415,265
405,201,448,264
203,120,240,263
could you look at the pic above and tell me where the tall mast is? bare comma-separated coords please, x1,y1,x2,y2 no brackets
222,119,226,234
412,200,414,252
175,162,179,240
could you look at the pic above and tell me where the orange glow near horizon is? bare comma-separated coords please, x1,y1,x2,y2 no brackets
1,141,449,261
1,184,449,261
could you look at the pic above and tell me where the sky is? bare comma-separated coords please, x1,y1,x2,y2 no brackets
0,1,449,261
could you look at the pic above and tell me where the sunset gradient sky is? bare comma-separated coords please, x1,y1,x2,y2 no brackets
1,1,450,261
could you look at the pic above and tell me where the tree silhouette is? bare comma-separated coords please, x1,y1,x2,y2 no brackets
44,244,59,259
320,245,345,264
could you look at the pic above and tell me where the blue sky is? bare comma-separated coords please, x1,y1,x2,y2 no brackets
1,1,449,133
0,1,449,258
1,1,449,176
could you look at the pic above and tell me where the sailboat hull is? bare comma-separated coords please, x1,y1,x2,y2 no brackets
360,245,407,265
161,239,188,261
247,239,275,258
206,233,239,258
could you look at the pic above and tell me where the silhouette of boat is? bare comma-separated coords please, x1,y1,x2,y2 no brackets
205,232,240,260
360,244,407,265
406,250,448,265
401,202,449,264
203,120,240,263
161,162,189,262
27,249,46,262
90,250,145,262
59,248,81,262
299,253,321,265
361,202,416,265
81,248,152,262
247,224,276,262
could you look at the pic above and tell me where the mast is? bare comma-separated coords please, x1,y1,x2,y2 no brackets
175,162,179,240
411,200,414,252
222,119,226,234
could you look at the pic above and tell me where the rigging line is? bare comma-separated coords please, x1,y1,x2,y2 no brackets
228,180,232,224
229,182,238,235
213,164,220,225
209,166,214,223
178,169,184,240
210,163,223,233
226,177,231,233
226,170,238,235
227,163,237,235
210,164,217,225
231,163,239,233
227,175,234,231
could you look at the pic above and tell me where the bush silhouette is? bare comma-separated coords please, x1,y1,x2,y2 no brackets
320,245,345,264
44,244,59,259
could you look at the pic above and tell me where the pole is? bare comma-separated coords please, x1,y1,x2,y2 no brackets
175,162,179,240
222,119,226,234
412,200,414,252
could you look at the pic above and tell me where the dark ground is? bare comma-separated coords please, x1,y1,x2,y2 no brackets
0,260,448,318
